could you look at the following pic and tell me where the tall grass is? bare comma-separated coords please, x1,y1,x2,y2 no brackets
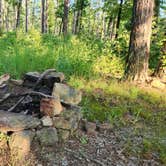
0,29,124,79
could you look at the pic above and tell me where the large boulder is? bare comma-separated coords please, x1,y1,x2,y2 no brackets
36,127,58,146
0,110,41,132
52,83,82,105
9,130,35,158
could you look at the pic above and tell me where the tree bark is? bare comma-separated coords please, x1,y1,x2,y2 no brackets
115,0,123,39
32,0,35,26
152,41,166,78
25,0,28,32
41,0,45,33
62,0,69,35
0,0,2,32
45,0,48,33
16,0,22,28
125,0,154,82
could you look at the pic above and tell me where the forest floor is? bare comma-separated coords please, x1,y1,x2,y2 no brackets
1,80,165,166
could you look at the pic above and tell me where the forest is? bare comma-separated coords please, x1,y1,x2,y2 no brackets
0,0,166,165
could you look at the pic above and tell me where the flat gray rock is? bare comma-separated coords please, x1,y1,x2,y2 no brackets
0,110,41,132
52,83,82,105
36,127,58,146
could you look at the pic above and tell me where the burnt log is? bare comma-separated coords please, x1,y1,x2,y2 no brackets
23,71,65,89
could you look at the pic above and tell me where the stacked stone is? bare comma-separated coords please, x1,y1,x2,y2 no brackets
0,71,82,159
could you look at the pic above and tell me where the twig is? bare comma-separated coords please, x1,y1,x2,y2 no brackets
9,91,57,99
7,69,56,112
8,96,25,112
64,148,106,166
33,69,56,90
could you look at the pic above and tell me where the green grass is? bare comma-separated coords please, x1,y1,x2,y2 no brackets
0,30,166,164
69,76,166,163
0,30,124,79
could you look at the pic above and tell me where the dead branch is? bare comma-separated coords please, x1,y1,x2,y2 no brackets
33,69,56,90
9,91,57,99
8,96,25,112
7,69,56,112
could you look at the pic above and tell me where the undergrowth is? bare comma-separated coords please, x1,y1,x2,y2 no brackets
0,30,166,164
0,29,124,79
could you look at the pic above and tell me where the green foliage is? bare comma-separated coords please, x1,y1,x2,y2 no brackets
0,133,9,142
69,77,166,123
0,30,124,79
93,55,124,78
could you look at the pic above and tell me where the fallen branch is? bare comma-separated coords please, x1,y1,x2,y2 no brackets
33,69,56,90
8,96,25,112
7,69,56,112
9,91,56,99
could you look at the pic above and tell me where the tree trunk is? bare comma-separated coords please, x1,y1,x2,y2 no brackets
110,19,116,40
75,10,80,34
16,0,22,28
152,41,166,78
41,0,45,33
0,0,2,32
107,16,113,37
72,10,77,34
62,0,69,35
5,5,9,31
25,0,28,32
115,0,123,39
32,0,35,26
125,0,154,82
45,0,48,33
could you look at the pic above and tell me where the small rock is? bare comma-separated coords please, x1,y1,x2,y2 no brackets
58,129,70,141
52,117,71,130
52,83,82,105
98,123,113,131
0,110,41,132
9,130,35,158
40,98,63,117
85,122,97,136
41,116,53,127
36,127,58,146
52,110,82,132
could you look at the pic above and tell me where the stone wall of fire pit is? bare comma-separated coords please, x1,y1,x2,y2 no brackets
0,70,82,159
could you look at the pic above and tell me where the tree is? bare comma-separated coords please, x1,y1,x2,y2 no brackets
16,0,22,28
41,0,45,33
62,0,69,34
115,0,123,39
125,0,154,82
25,0,28,32
0,0,2,32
